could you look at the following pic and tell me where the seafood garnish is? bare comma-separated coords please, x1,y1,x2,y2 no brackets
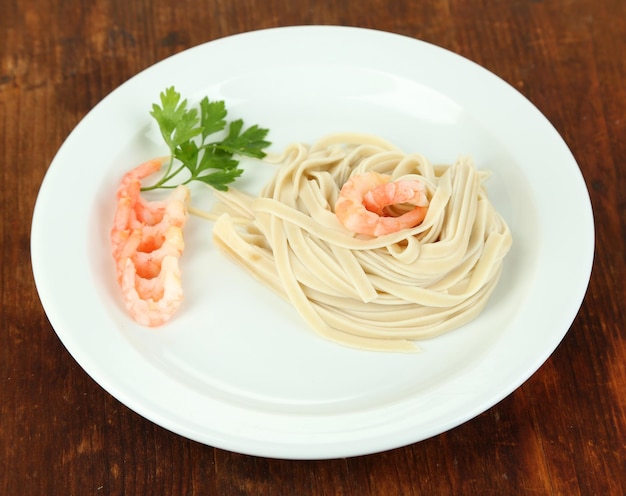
335,171,429,236
110,159,189,326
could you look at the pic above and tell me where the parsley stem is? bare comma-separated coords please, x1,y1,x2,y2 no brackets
141,159,184,191
162,156,175,178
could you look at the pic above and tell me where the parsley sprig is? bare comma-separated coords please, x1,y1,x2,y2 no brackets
142,86,271,192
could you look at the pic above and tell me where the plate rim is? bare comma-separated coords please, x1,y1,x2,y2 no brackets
31,25,595,459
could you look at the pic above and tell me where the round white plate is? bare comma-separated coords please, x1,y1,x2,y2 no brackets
31,26,594,459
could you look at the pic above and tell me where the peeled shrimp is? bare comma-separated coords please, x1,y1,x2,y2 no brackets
110,158,190,326
334,171,429,236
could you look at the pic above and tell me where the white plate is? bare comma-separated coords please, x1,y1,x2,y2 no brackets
31,26,594,459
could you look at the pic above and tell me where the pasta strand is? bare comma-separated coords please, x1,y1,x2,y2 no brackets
210,133,512,352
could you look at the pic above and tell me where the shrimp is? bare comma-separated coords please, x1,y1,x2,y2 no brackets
334,171,429,236
110,158,190,326
120,255,184,327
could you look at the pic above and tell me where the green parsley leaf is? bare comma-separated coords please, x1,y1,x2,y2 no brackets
194,169,244,191
150,87,202,150
217,120,272,158
142,86,270,192
198,147,239,173
199,97,227,139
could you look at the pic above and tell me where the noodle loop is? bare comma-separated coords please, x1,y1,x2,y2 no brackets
211,133,512,352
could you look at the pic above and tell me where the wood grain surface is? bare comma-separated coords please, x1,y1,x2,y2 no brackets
2,0,624,494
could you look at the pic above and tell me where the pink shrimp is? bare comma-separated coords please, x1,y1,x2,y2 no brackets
334,171,429,236
120,256,183,327
110,158,190,326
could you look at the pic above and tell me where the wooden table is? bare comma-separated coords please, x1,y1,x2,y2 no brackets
2,0,624,494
